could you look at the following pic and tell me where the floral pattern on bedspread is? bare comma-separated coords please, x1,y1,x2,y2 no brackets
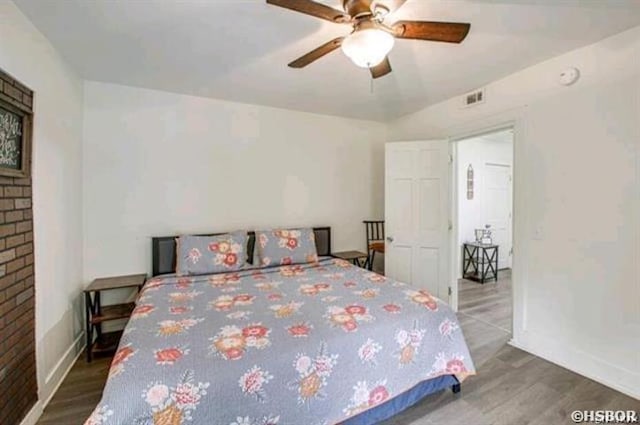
85,258,475,425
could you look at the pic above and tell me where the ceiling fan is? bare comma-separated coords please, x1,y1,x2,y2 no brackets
266,0,471,79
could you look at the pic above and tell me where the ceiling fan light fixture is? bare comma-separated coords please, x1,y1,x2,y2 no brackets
341,27,395,68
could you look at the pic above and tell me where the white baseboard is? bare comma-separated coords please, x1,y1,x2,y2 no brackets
18,400,43,425
20,332,85,425
510,331,640,400
41,332,85,401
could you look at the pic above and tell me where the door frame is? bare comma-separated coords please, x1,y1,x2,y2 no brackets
445,112,525,343
483,161,513,270
451,128,514,305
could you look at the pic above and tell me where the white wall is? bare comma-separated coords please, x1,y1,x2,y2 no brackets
0,0,84,418
389,26,640,398
83,82,386,281
4,1,639,418
456,134,513,275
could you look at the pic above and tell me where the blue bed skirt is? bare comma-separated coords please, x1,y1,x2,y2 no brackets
341,375,459,425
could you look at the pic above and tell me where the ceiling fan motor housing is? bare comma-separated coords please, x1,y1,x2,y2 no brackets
342,0,377,19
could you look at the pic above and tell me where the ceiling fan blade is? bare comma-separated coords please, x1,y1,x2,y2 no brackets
392,21,471,43
370,57,392,79
266,0,350,23
288,37,345,68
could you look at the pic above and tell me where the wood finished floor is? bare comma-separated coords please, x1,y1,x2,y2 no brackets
458,269,512,332
37,270,638,424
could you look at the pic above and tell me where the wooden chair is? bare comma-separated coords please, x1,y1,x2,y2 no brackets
363,220,385,271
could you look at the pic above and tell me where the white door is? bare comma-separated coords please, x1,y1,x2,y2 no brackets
385,141,451,302
484,163,512,269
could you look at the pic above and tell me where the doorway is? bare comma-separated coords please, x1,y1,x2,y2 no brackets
454,128,514,332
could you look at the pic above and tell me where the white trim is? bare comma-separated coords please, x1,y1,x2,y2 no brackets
17,400,43,425
447,120,518,315
42,332,84,404
484,162,510,168
439,107,528,339
449,142,458,311
509,333,640,400
20,332,84,425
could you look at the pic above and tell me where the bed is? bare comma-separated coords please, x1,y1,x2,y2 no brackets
86,227,475,425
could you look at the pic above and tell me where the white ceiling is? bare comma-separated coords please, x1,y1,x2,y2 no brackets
14,0,640,121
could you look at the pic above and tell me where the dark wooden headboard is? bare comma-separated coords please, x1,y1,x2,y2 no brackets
152,227,331,276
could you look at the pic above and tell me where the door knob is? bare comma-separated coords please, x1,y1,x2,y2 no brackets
386,236,394,243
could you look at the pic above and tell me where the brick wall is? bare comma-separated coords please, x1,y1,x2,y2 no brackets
0,68,36,425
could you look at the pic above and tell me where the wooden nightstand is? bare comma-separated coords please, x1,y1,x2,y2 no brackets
84,273,147,362
333,250,368,268
462,242,499,283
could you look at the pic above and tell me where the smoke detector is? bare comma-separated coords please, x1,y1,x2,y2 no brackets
559,67,580,86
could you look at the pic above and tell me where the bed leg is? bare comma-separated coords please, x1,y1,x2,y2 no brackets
451,376,461,394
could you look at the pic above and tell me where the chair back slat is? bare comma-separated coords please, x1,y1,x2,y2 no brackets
363,220,385,243
363,220,385,271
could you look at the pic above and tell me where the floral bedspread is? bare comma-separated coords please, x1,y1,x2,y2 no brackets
86,258,475,425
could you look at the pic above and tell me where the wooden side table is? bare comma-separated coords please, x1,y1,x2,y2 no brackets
84,273,147,362
333,250,368,267
462,242,499,283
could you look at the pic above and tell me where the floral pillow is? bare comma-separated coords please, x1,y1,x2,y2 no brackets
176,231,247,275
255,228,318,267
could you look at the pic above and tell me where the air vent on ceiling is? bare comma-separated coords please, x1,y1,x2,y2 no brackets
462,88,485,108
